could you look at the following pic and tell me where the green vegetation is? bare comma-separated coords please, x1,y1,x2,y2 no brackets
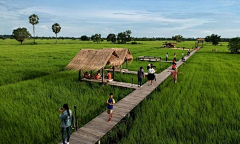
29,14,39,44
2,40,237,143
205,34,221,46
0,39,190,143
12,28,31,44
52,23,61,44
228,37,240,53
102,43,240,144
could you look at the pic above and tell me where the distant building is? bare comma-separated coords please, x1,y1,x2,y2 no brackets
163,43,177,48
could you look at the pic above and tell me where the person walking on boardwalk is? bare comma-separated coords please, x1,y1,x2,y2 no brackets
147,65,155,85
137,67,145,87
187,49,191,56
107,93,115,122
174,53,177,61
59,104,72,144
165,53,168,61
181,52,185,61
168,68,183,83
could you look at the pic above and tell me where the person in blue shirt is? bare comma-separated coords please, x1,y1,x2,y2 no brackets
106,93,115,122
59,104,72,144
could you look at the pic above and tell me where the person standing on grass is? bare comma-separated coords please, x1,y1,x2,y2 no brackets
168,68,183,83
107,93,115,122
147,65,155,85
165,53,168,61
59,104,72,144
137,67,145,87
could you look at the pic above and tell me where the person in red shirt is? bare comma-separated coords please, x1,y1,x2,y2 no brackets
84,72,90,79
168,68,183,83
172,64,176,70
95,72,101,79
172,58,176,65
107,71,112,79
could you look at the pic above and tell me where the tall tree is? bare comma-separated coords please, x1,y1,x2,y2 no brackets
205,36,211,43
91,34,101,43
80,35,90,41
12,27,31,44
52,23,61,44
107,33,116,43
117,30,132,44
172,35,184,42
205,34,221,46
29,14,39,44
228,37,240,54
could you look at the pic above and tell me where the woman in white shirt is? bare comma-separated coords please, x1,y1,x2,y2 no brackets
147,65,155,85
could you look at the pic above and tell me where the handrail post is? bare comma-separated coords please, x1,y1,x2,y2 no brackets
74,105,78,131
131,78,133,87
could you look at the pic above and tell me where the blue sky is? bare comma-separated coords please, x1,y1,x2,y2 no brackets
1,0,240,38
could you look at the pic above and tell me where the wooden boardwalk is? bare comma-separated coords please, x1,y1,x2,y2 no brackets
81,78,138,89
105,68,148,75
60,49,198,144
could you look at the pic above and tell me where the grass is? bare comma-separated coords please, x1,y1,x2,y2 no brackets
0,39,186,85
0,39,190,144
2,39,237,144
101,43,240,144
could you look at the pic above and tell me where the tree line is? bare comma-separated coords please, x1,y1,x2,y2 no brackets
4,14,240,53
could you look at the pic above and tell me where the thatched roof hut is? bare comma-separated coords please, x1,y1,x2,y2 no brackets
66,49,122,71
197,38,205,41
105,48,133,62
163,43,177,48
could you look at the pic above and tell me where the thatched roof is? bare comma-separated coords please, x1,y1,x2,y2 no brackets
104,48,133,62
197,38,205,41
66,49,123,71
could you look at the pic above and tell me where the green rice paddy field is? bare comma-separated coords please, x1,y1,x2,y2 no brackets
0,39,239,144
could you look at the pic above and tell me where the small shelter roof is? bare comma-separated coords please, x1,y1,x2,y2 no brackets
197,38,205,41
65,49,122,71
104,48,133,62
163,43,178,45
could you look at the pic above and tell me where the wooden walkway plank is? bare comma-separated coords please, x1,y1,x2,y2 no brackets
59,48,199,144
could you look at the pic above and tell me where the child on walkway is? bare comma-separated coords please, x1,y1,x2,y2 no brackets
168,68,183,83
107,93,115,122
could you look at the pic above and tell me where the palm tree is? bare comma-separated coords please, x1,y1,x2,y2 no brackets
29,14,39,44
52,23,61,44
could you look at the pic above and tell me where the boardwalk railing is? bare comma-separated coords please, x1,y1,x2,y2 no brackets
59,49,199,144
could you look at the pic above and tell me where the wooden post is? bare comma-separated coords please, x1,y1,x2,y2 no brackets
131,78,133,87
112,66,115,79
120,65,122,72
78,70,81,81
159,57,161,72
74,105,78,131
102,67,104,84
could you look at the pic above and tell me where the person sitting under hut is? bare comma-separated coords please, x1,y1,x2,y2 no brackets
106,71,113,82
84,72,91,79
95,72,101,79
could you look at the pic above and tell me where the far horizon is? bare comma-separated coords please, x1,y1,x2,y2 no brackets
1,0,240,38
